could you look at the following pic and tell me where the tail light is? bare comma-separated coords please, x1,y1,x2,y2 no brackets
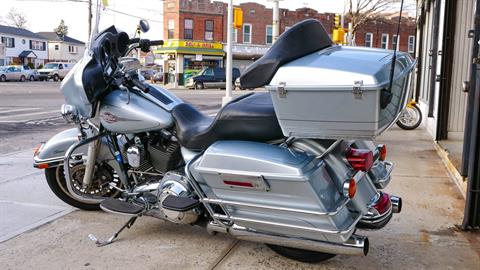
346,148,374,171
378,144,387,161
343,178,357,199
372,192,392,214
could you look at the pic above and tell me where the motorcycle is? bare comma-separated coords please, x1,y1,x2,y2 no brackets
33,19,414,263
396,99,423,130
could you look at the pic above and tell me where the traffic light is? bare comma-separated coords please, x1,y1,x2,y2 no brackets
334,14,340,28
234,8,243,29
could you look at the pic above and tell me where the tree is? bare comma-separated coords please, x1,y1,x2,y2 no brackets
54,20,69,39
6,8,28,28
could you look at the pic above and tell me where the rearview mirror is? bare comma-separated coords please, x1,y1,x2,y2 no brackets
119,57,141,73
139,20,150,33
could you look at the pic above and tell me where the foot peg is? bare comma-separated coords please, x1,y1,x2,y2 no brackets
100,198,145,216
162,195,200,211
88,216,137,247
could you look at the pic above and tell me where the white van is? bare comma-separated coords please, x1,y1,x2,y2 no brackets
38,62,73,81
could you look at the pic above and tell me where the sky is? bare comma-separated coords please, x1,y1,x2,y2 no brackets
0,0,413,43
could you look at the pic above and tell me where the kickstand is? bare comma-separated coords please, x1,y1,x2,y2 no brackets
88,216,138,247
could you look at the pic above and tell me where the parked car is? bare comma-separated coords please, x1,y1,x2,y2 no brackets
235,77,256,90
140,69,156,80
38,62,73,81
19,65,40,81
186,67,241,89
152,71,163,83
0,66,29,82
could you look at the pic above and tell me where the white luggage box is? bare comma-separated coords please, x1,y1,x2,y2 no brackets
266,46,416,139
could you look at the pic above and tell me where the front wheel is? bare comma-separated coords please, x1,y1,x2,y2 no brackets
396,104,422,130
29,75,35,81
53,74,60,81
45,164,122,210
0,75,6,82
195,81,204,90
267,244,336,263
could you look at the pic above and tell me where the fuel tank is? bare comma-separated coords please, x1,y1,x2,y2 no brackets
100,89,175,133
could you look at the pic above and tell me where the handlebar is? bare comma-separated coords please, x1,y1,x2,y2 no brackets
130,78,150,93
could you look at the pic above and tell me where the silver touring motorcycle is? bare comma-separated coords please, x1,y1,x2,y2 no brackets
33,19,415,263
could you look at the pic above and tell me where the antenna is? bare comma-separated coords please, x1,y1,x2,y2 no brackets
387,0,405,94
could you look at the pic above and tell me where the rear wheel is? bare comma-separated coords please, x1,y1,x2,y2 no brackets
19,75,26,82
45,163,122,210
0,75,5,82
53,74,59,81
267,244,336,263
29,75,35,81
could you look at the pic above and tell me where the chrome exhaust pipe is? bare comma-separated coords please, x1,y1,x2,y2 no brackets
390,196,402,213
207,222,369,256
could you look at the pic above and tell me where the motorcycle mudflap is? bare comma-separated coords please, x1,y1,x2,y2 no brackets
190,140,358,243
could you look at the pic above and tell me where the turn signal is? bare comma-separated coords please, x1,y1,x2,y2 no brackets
378,144,387,161
346,148,374,171
33,143,44,157
343,178,357,199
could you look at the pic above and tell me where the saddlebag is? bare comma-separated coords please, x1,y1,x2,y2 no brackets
191,141,377,243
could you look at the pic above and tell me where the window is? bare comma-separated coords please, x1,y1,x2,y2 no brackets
1,37,14,48
266,25,273,44
184,19,193,39
205,20,214,41
381,34,389,49
365,33,373,48
408,35,415,53
58,64,64,69
392,35,400,50
243,24,252,44
168,19,175,39
54,44,59,50
30,40,46,51
68,45,77,54
233,28,238,43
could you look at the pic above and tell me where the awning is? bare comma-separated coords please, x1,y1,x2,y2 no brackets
154,40,225,56
18,50,37,58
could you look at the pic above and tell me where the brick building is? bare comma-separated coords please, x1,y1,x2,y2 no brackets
157,0,416,86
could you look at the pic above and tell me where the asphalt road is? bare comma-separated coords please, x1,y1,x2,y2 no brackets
0,81,257,242
0,81,254,153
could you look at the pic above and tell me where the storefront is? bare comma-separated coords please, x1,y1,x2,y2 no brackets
154,40,224,86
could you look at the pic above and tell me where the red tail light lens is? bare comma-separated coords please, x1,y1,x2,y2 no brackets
378,144,387,161
372,192,392,214
346,148,374,171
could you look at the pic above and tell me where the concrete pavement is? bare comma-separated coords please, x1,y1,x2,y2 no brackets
0,127,478,269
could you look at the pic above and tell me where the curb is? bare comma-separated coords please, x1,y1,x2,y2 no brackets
433,142,467,199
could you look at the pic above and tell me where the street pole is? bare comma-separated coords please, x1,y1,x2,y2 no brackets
88,0,92,41
272,0,280,43
223,0,234,106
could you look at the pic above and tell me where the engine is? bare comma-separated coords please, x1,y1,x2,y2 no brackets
156,172,200,224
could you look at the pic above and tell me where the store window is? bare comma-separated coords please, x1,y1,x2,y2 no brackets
392,35,400,50
408,35,415,53
381,34,389,49
184,19,193,40
266,25,273,44
205,20,214,41
243,23,252,44
365,33,373,48
168,19,175,39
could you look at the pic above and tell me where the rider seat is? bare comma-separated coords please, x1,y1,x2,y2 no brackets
172,93,283,151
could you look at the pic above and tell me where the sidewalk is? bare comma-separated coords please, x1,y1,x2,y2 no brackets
0,127,479,269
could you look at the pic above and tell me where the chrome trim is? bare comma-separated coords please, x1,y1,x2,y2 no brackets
212,212,362,235
99,204,141,217
201,197,349,217
390,196,402,214
207,222,369,256
369,161,394,189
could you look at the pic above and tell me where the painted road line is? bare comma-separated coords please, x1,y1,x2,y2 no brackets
0,108,40,114
0,109,59,120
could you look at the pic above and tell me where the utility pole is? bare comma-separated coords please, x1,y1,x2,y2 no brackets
223,0,234,106
88,0,92,40
268,0,283,43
